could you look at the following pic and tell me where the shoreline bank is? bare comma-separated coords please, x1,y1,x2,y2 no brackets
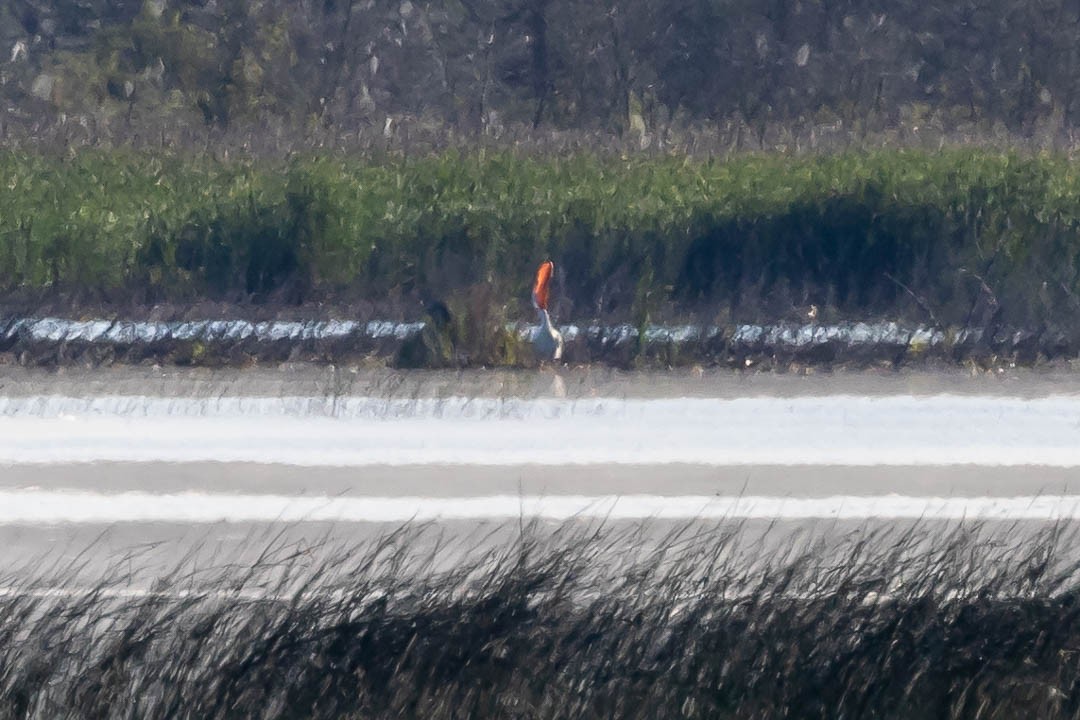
0,313,1075,369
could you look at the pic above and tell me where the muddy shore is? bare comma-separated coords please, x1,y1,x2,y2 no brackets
0,312,1075,369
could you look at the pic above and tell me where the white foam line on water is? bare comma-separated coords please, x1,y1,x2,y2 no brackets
2,490,1080,523
1,393,1080,465
7,317,939,348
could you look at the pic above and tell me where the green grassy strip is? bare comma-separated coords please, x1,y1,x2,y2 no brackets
2,149,1080,325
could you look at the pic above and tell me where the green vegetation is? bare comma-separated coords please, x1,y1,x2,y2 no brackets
3,149,1080,330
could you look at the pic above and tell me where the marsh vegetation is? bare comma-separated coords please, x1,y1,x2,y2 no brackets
5,150,1080,327
1,520,1079,719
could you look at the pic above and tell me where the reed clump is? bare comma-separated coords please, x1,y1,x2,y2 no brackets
1,520,1080,719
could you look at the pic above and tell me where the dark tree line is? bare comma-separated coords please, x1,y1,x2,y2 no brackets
2,0,1080,150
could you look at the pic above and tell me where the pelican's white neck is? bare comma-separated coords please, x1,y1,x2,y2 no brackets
536,307,554,331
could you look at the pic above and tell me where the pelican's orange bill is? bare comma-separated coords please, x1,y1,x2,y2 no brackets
532,261,554,310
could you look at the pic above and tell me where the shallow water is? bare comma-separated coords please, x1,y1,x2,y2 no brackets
2,362,1079,399
1,365,1079,548
2,392,1080,466
1,363,1080,467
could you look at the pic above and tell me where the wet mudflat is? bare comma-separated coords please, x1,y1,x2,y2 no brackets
3,361,1080,398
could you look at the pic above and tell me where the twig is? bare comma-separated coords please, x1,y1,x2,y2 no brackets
883,272,940,327
959,266,1001,329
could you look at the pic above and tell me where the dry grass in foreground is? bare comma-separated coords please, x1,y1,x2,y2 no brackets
1,520,1080,719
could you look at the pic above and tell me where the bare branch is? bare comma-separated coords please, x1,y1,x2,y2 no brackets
884,272,941,327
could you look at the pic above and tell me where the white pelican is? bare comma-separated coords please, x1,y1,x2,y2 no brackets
531,260,563,361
